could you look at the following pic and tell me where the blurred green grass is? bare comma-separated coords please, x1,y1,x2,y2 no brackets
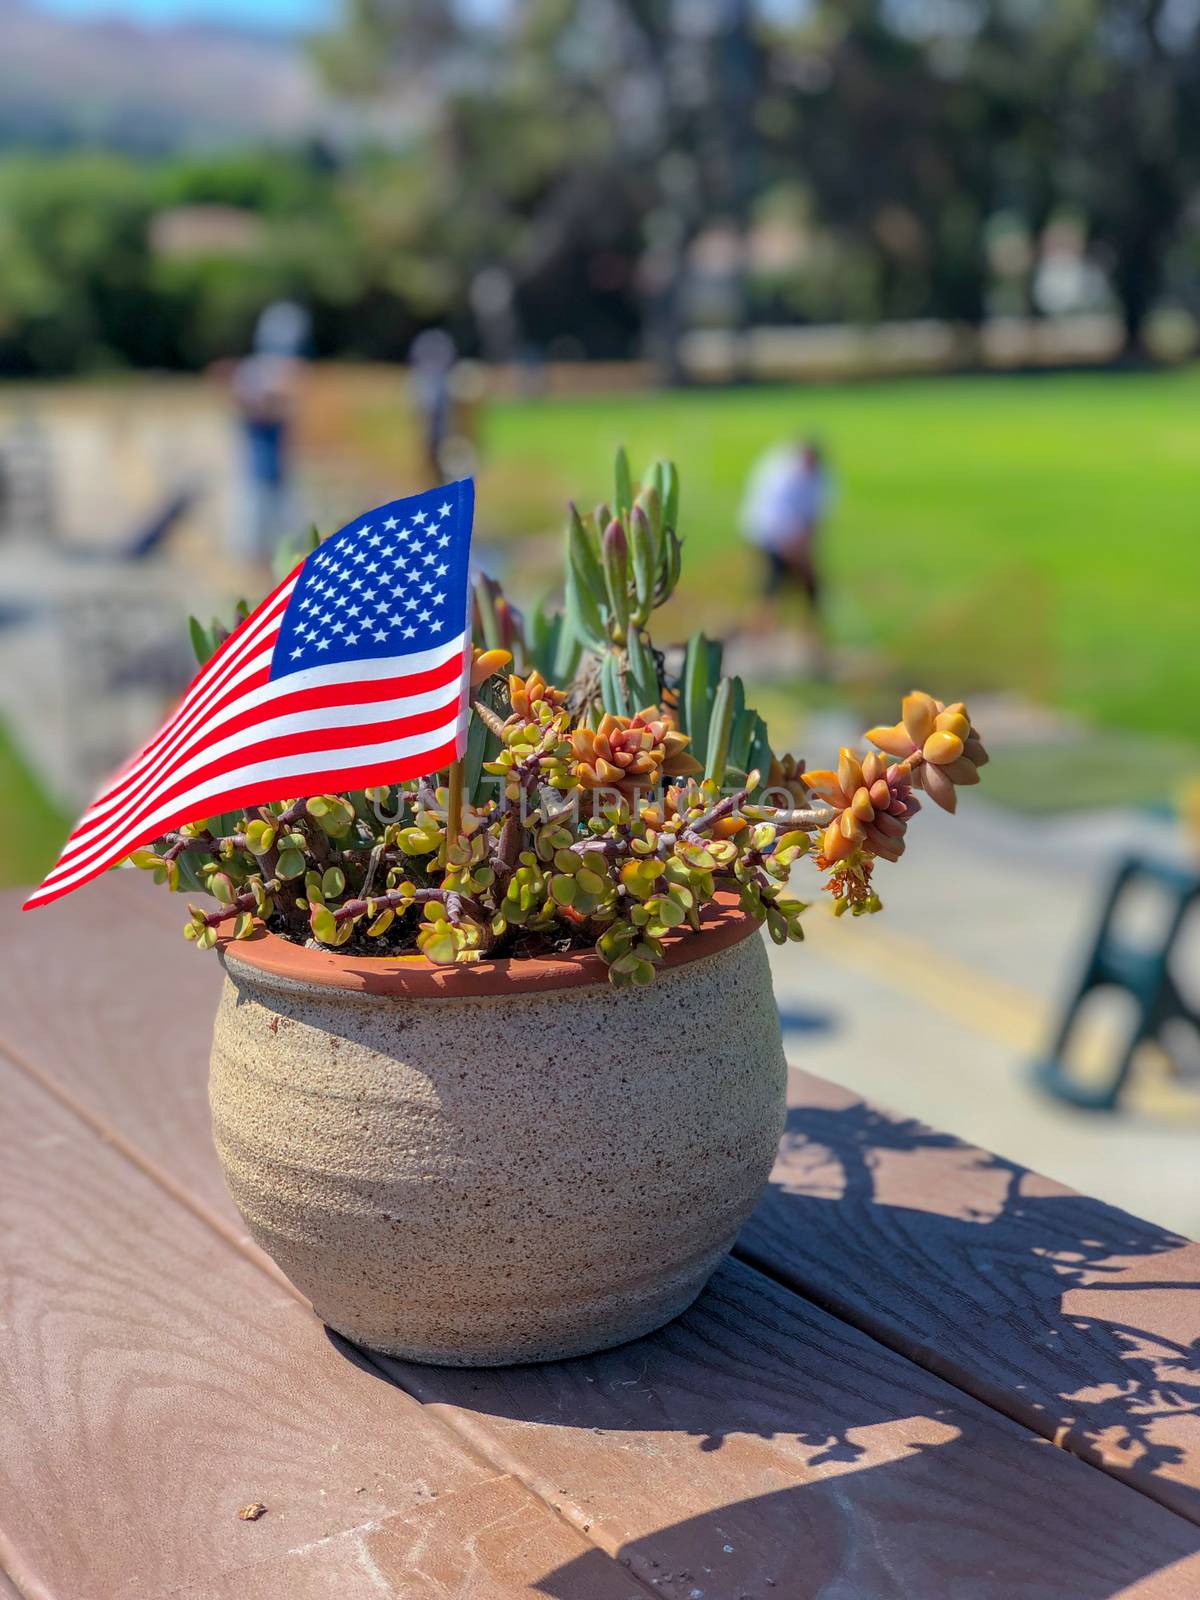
0,725,67,892
478,367,1199,743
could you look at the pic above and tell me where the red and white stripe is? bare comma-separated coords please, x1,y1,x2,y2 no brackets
24,570,470,910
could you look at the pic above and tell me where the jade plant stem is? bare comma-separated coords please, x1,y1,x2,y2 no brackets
332,885,491,925
446,757,465,852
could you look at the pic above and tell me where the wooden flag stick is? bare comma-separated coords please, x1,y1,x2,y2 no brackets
446,756,465,851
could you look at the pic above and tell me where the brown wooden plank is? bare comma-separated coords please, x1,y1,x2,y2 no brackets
1,875,229,1217
167,1474,646,1599
377,1256,1200,1600
0,1057,639,1600
736,1069,1200,1526
161,1474,646,1600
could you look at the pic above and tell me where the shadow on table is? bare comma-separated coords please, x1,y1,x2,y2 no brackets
748,1099,1200,1496
327,1097,1200,1599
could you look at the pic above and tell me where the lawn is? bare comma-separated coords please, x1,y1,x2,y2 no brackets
474,366,1200,745
0,725,67,892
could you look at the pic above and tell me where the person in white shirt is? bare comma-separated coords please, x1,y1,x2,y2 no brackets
740,437,831,645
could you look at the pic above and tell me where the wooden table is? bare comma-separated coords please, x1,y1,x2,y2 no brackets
3,875,1199,1599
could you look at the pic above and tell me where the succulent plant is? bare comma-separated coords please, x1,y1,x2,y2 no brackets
865,692,990,815
132,455,989,986
569,709,702,796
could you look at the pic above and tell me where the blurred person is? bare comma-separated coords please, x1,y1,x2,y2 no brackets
227,301,310,566
468,265,518,364
740,436,832,659
407,329,486,486
408,328,457,486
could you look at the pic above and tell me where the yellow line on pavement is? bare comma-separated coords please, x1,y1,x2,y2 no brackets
801,907,1048,1053
801,907,1200,1124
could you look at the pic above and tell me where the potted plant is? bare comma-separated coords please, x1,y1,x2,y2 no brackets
134,452,988,1366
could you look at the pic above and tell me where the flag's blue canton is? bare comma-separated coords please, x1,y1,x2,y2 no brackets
270,479,474,681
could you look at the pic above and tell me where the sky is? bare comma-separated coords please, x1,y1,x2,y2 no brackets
30,0,333,28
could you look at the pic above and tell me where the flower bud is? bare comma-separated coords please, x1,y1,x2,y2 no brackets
603,516,627,561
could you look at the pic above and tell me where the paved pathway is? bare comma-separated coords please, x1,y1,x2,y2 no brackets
769,797,1200,1236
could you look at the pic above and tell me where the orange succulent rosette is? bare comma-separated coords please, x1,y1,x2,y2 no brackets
571,709,703,797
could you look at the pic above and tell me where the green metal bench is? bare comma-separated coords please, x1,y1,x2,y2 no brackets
1034,856,1200,1111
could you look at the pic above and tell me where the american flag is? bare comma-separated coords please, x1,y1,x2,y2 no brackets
24,480,475,911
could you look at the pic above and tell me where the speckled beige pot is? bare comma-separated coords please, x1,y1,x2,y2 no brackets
209,897,786,1366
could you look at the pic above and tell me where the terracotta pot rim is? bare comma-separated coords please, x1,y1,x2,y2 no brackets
217,890,759,998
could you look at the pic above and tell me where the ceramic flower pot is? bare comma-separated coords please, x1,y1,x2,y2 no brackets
209,895,787,1366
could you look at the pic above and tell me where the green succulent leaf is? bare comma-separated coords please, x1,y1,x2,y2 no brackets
625,626,658,710
187,615,213,665
549,873,577,906
681,631,710,761
704,676,735,786
629,505,656,627
276,848,306,880
662,461,680,535
564,564,607,655
567,502,606,600
613,445,633,519
600,650,628,718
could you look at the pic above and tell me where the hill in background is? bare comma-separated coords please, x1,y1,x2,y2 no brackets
0,0,338,151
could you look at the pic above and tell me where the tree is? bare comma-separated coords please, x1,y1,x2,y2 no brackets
767,1,999,327
0,154,164,374
311,0,775,370
925,0,1200,354
787,0,1200,352
1059,0,1200,353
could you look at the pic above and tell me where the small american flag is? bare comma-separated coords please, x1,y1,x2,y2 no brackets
25,480,475,911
